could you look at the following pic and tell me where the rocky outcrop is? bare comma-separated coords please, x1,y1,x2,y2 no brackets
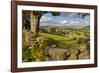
78,50,89,59
48,48,67,60
78,44,87,52
67,48,79,60
45,44,70,61
77,44,90,59
44,43,90,61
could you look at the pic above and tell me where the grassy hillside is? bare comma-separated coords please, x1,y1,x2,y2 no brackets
39,33,77,45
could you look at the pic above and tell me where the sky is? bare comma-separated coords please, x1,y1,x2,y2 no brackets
40,12,90,26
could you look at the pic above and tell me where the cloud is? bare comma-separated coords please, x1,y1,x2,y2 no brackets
40,16,51,22
69,13,78,17
60,20,68,24
61,12,78,18
85,21,89,24
69,21,79,24
40,12,90,26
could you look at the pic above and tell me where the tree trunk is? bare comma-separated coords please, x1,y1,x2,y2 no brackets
30,11,39,36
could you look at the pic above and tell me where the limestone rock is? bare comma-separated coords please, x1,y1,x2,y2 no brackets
78,50,89,59
70,48,78,55
67,55,77,60
78,45,87,52
48,48,67,60
67,48,78,60
45,46,51,55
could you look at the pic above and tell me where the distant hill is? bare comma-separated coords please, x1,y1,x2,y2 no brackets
40,22,89,27
40,23,89,28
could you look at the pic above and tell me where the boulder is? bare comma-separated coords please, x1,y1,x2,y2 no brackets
45,46,51,55
78,50,89,59
67,55,77,60
48,48,68,60
67,48,78,60
70,48,78,55
78,45,87,52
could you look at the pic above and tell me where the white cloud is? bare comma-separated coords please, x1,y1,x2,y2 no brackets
40,16,51,22
61,13,78,17
85,21,89,24
69,13,77,17
60,20,68,24
69,21,79,24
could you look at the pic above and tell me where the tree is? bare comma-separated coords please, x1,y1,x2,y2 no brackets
23,11,60,37
77,13,89,19
30,11,60,37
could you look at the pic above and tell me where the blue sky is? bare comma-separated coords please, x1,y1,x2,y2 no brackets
40,12,90,26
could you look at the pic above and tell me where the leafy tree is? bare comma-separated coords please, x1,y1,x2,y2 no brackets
23,10,60,37
77,13,90,19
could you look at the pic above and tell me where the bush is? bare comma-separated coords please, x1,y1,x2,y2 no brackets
30,36,49,61
22,48,33,62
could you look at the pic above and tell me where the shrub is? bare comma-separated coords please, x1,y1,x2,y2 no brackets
31,36,49,61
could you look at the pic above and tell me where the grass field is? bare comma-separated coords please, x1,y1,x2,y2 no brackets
39,33,78,45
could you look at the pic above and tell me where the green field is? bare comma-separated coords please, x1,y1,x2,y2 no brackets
39,33,77,45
